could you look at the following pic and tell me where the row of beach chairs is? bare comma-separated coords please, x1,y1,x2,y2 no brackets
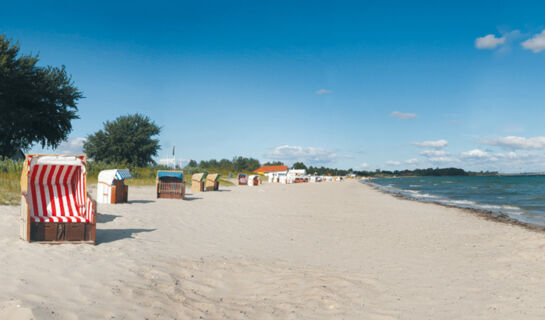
19,154,222,244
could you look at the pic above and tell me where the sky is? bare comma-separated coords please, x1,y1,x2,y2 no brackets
2,0,545,172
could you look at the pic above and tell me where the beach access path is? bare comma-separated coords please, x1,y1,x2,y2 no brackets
0,180,544,319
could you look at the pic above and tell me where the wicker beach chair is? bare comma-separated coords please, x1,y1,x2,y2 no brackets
248,175,260,186
97,169,132,204
20,154,96,244
191,173,206,192
156,171,186,199
238,174,248,185
205,173,220,191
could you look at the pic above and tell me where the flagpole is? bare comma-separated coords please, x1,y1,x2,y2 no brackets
173,145,176,169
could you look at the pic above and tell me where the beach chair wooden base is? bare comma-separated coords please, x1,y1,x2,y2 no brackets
157,192,186,199
29,223,96,243
111,180,129,203
191,182,204,193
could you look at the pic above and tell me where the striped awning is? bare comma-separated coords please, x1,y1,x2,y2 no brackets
115,169,132,180
158,171,183,179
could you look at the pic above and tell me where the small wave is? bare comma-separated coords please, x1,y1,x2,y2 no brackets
418,193,439,199
440,199,476,207
409,184,422,187
501,205,522,212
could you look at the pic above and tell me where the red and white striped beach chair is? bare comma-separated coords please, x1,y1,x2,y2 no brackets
20,154,96,244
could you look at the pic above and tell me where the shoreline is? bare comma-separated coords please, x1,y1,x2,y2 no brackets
365,180,545,233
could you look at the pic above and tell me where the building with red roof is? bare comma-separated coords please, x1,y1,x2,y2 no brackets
253,165,288,174
254,165,288,183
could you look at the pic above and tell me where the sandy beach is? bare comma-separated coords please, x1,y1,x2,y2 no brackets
1,180,545,319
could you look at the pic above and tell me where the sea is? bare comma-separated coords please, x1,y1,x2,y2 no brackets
367,176,545,227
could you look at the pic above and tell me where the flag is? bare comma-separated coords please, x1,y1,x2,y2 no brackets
172,145,175,156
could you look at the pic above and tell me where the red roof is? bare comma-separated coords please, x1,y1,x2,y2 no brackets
254,165,288,173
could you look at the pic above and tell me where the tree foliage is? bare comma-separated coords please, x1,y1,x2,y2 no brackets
292,162,307,170
83,114,161,166
263,161,284,166
185,156,261,172
0,35,83,157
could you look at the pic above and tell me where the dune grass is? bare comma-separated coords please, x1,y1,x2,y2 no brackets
0,160,237,205
0,160,23,205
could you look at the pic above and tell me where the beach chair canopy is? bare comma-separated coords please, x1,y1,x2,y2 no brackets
206,173,220,182
157,171,183,179
21,154,94,223
98,169,132,185
192,173,207,181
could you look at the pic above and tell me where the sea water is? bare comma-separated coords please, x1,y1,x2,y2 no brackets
368,176,545,227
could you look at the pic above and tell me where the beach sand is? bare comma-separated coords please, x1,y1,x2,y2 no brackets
1,180,544,319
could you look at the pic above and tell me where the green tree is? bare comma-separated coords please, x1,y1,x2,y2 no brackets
292,162,307,170
187,160,198,167
263,161,285,166
0,35,83,157
83,114,161,166
233,156,261,172
219,158,232,169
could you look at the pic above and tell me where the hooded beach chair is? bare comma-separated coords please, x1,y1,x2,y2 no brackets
191,173,206,192
248,175,260,186
156,171,186,199
97,169,132,204
238,174,248,185
19,154,96,244
205,173,220,191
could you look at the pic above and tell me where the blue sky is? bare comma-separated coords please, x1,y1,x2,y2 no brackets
3,0,545,172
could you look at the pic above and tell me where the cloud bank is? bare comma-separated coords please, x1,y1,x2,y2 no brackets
481,136,545,150
389,111,417,120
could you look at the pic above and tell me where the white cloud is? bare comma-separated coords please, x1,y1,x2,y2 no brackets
475,34,506,49
55,137,86,154
315,89,332,95
482,136,545,150
412,139,448,149
389,111,417,120
267,145,338,164
419,150,450,157
385,160,401,166
522,30,545,53
404,158,418,165
460,149,491,159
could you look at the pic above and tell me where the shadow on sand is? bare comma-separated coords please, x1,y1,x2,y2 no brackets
96,228,156,245
184,197,202,201
96,214,120,223
127,200,155,204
